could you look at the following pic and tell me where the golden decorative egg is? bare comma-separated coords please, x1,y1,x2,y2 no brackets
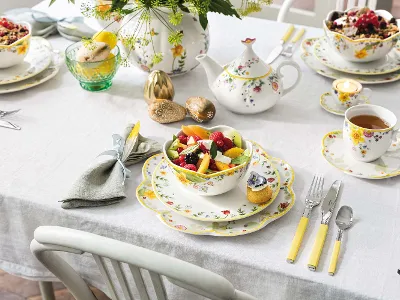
185,96,216,123
148,99,186,124
144,70,175,105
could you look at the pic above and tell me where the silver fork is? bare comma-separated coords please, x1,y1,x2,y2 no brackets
287,174,324,263
0,109,21,118
282,28,306,58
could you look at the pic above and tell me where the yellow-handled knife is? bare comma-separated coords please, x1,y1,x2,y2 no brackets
266,24,294,64
308,180,342,271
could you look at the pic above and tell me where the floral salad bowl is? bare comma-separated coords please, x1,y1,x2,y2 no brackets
323,8,400,62
163,125,253,196
0,21,31,68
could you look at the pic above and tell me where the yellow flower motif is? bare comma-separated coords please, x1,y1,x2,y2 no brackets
171,44,184,57
355,49,368,59
334,34,341,41
361,150,367,155
350,126,365,145
184,209,191,213
246,72,249,75
17,42,28,55
176,172,189,185
143,190,156,199
150,28,158,36
227,170,235,176
338,92,350,103
160,171,167,176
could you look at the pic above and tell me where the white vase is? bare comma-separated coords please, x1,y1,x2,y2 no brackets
119,9,209,76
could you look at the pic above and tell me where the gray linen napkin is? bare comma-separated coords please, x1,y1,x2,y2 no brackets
61,124,161,209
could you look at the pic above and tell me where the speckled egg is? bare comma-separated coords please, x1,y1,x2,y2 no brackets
185,96,216,123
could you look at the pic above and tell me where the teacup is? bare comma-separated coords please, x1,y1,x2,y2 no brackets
343,104,399,162
332,79,372,108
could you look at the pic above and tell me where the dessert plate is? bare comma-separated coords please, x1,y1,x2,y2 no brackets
320,92,370,116
136,144,295,236
322,131,400,179
0,37,52,85
301,38,400,84
0,50,63,94
314,36,400,75
152,143,281,222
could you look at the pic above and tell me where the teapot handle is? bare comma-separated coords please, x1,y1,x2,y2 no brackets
276,60,302,97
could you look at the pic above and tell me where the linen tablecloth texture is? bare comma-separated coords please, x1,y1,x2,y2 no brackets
61,124,161,209
1,2,399,300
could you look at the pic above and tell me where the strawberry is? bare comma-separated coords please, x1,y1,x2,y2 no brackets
178,135,188,144
209,131,224,142
179,162,186,167
184,164,197,171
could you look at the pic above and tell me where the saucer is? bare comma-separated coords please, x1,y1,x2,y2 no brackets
314,36,400,75
0,37,53,85
301,38,400,84
320,92,370,116
152,143,281,222
322,131,400,179
136,143,295,236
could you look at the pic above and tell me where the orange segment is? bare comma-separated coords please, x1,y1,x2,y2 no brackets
181,125,196,137
187,125,211,140
215,161,230,171
198,153,210,174
223,147,244,159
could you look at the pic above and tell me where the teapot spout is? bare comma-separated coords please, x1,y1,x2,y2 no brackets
196,54,223,88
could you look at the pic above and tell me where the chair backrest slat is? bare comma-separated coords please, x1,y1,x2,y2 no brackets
129,266,150,300
358,0,367,7
149,271,168,300
336,0,345,10
93,254,119,300
347,0,356,8
110,259,134,300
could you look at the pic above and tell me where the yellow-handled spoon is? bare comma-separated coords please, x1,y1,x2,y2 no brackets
328,205,353,276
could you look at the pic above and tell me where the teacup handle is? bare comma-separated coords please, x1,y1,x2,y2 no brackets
276,60,302,97
360,88,372,102
392,128,400,142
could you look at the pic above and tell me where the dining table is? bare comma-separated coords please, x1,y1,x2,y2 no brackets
0,1,399,299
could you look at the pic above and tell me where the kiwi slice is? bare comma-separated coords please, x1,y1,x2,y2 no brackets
224,130,242,148
167,149,179,160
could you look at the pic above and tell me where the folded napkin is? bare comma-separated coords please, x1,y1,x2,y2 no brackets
61,122,161,209
4,8,96,40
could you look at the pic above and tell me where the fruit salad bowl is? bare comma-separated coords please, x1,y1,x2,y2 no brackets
323,8,399,62
162,125,253,196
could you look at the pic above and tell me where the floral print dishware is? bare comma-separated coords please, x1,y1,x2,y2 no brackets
136,142,295,236
322,131,400,179
320,92,370,116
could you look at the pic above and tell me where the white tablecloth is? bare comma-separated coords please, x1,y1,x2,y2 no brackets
1,2,400,299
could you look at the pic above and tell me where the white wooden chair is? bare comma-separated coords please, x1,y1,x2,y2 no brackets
30,226,257,300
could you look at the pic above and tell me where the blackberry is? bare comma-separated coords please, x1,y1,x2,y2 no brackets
378,16,383,21
389,17,396,24
380,22,387,29
331,12,339,22
185,152,199,165
367,23,375,32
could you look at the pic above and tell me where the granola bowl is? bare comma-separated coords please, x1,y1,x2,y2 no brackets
0,19,31,68
323,8,400,62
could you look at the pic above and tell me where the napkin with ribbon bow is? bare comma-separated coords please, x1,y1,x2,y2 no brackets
61,122,161,209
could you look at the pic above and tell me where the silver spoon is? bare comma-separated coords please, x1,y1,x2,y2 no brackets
328,205,353,276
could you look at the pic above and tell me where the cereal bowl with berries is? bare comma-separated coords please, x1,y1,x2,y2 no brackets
0,18,31,68
162,125,253,196
323,7,399,62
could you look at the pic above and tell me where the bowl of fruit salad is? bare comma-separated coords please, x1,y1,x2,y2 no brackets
323,7,399,62
163,125,253,196
0,18,31,68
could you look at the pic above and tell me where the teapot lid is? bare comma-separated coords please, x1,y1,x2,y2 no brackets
224,38,271,80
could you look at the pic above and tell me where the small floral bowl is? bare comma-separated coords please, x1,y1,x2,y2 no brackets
323,8,400,62
162,125,253,196
0,21,31,69
65,41,120,92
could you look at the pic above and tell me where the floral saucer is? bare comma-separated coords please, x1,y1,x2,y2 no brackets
320,92,370,116
314,36,400,75
152,143,281,222
301,38,400,84
322,131,400,179
0,37,52,85
136,144,295,236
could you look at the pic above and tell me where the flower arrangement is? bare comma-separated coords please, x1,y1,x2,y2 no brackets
51,0,272,68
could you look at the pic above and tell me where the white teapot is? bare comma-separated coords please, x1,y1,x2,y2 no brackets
196,38,301,114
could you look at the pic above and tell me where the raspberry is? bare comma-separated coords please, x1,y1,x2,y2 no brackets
216,140,224,148
184,164,197,171
173,159,180,165
199,143,209,153
209,131,224,142
177,147,184,153
185,152,199,165
178,135,188,144
179,162,186,167
179,155,186,162
222,138,233,150
209,163,218,171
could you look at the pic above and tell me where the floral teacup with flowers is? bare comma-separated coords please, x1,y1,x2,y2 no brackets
332,79,372,108
343,104,399,162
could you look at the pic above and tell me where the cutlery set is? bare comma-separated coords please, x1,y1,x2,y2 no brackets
266,25,305,64
0,109,21,130
287,175,353,275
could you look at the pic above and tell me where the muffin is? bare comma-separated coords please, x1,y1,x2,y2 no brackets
247,171,273,204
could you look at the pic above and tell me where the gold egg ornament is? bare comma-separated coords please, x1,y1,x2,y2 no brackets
144,70,175,105
186,96,216,123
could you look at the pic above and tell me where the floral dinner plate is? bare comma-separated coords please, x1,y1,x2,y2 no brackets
320,92,370,116
314,36,400,75
136,144,295,236
301,38,400,84
0,37,52,85
152,143,280,222
322,131,400,179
